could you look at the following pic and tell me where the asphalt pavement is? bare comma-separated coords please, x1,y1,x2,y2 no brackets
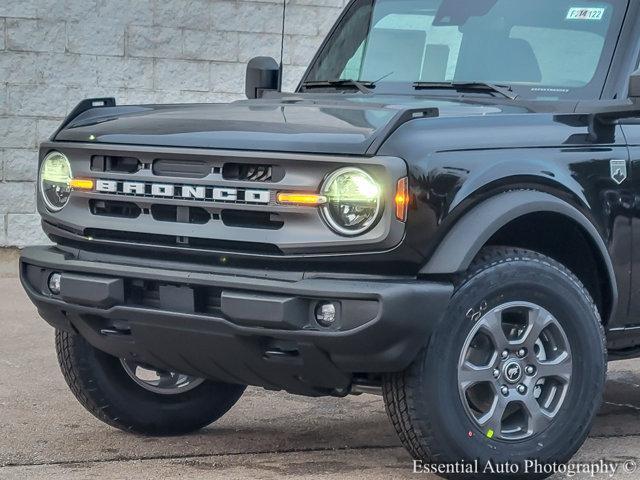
1,252,640,479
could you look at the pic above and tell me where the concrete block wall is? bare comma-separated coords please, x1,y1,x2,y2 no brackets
0,0,348,247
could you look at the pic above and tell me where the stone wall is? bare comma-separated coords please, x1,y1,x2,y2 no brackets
0,0,347,246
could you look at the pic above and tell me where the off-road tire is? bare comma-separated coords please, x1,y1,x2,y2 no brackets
383,247,607,479
55,329,246,435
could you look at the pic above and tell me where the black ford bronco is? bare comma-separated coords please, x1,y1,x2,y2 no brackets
19,0,640,477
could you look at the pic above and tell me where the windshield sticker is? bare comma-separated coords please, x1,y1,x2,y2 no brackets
566,7,605,20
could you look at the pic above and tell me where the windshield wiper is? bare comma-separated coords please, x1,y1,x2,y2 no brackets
413,81,517,100
302,79,374,94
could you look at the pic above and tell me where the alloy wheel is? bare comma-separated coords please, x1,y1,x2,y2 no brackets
457,301,572,441
120,359,205,395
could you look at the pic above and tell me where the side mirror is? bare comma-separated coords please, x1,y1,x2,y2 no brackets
629,68,640,102
572,68,640,142
245,57,280,99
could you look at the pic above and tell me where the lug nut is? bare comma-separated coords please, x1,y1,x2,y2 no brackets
501,386,509,396
501,350,509,359
517,348,527,358
517,384,527,395
493,369,500,379
525,365,536,375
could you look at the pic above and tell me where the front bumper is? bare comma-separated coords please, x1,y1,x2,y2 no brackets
20,246,453,396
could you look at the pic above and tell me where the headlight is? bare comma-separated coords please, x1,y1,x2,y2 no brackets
40,151,72,211
320,167,381,236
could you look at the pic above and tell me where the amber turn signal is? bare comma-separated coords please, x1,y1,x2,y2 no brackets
277,192,327,206
69,178,95,190
395,177,409,222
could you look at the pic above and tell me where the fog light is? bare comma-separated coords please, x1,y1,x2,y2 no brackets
315,302,336,327
48,272,62,295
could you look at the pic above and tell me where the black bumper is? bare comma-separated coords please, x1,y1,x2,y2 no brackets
20,246,453,396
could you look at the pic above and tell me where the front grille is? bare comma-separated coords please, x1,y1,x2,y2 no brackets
42,143,405,257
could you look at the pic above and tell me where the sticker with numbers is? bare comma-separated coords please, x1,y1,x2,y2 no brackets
566,7,605,20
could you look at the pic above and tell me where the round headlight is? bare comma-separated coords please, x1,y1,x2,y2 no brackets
320,167,381,236
40,151,72,211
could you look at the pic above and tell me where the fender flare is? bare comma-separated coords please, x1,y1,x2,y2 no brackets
420,190,617,318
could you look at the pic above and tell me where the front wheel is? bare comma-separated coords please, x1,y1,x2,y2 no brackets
56,330,246,435
384,247,606,479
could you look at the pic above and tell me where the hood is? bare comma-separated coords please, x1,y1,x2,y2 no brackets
55,94,533,155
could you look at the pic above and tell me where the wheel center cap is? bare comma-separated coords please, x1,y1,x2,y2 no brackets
503,361,523,384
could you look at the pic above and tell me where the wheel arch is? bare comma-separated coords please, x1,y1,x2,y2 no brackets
420,190,617,323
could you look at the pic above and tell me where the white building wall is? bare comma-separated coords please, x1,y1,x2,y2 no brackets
0,0,348,246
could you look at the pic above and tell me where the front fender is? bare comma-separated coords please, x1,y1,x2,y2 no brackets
419,190,617,316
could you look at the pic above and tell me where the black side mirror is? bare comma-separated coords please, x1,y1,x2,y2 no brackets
245,57,280,99
629,68,640,102
573,68,640,142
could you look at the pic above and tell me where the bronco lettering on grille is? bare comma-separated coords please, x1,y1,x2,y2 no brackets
95,180,271,204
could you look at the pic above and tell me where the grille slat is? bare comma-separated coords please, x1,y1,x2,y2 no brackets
84,228,283,255
153,159,218,178
89,200,141,219
150,205,211,225
91,155,141,173
222,163,284,183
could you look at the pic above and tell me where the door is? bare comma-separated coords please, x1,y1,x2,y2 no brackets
613,122,640,345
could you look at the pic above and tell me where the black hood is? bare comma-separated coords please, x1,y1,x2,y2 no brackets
55,94,533,155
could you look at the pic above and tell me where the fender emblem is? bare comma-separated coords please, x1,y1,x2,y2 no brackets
610,159,627,185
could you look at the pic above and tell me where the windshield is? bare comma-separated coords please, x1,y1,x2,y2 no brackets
302,0,627,99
